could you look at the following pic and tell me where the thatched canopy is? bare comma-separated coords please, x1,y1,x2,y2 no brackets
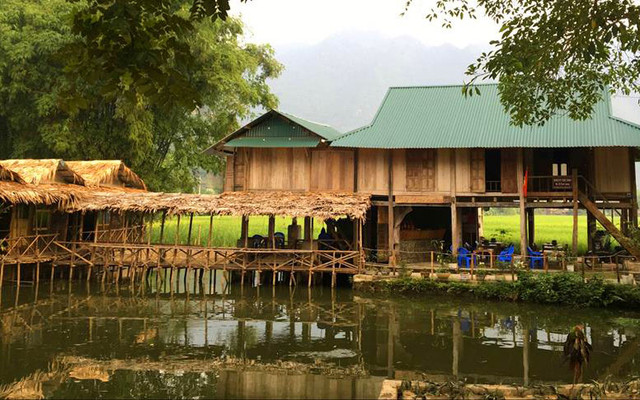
0,182,80,209
69,191,371,220
0,159,85,185
66,160,146,190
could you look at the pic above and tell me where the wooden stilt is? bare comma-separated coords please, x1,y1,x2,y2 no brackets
16,262,21,287
268,215,275,249
0,261,4,298
36,262,40,285
572,169,579,254
517,149,527,256
207,213,214,248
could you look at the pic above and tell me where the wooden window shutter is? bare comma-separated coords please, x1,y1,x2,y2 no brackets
470,150,485,192
501,149,518,193
406,150,436,191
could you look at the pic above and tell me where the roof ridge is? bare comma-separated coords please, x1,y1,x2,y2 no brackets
388,82,498,90
277,110,337,130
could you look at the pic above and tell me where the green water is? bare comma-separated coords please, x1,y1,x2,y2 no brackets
2,274,640,399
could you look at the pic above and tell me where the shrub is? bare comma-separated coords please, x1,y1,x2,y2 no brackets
371,273,640,309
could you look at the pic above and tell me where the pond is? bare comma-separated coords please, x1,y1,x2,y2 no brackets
1,274,640,399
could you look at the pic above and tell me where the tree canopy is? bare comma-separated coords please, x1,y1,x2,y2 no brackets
407,0,640,126
0,0,280,192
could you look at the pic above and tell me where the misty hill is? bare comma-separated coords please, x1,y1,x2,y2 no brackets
269,31,485,132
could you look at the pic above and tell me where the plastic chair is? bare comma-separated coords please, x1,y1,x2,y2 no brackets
497,245,515,263
528,246,544,269
274,232,285,248
457,247,476,269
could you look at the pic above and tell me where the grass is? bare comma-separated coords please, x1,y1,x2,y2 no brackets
483,214,623,255
483,214,589,254
150,215,325,247
151,214,612,255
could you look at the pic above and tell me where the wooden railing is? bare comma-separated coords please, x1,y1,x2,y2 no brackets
0,234,59,261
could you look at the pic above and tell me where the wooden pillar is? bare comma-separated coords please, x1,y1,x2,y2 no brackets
303,217,311,242
450,149,458,255
517,149,527,255
477,207,484,238
387,150,395,265
241,216,249,248
572,168,579,253
268,215,275,249
451,203,459,255
630,148,638,228
587,213,597,252
159,211,167,244
526,208,535,247
186,213,194,246
207,213,214,248
93,212,100,244
174,214,181,245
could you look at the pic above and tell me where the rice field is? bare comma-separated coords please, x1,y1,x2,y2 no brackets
151,214,614,255
149,215,325,247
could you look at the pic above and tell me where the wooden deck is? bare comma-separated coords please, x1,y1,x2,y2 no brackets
0,233,364,287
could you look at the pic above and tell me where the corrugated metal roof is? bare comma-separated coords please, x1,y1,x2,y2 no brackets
225,137,320,147
332,84,640,148
279,111,342,140
207,110,341,151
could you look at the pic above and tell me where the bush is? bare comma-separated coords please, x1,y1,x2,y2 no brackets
372,273,640,309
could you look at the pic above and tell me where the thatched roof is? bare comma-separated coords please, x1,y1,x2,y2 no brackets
66,160,146,190
0,165,25,184
0,182,80,209
69,191,371,220
0,159,85,185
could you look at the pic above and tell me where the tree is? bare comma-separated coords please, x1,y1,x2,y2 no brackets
0,0,281,192
406,0,640,126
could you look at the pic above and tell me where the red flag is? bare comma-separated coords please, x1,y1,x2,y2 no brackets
523,169,528,197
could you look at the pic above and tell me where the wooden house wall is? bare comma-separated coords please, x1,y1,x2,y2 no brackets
10,206,31,238
594,147,632,194
224,146,635,198
246,148,310,191
310,149,355,191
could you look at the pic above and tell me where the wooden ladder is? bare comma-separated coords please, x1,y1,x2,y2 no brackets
578,191,640,259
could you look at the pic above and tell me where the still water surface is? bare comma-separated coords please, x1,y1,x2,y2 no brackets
1,275,640,399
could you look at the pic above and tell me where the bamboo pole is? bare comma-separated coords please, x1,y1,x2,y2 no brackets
159,211,167,244
207,213,214,248
572,169,579,254
148,212,154,245
187,213,194,246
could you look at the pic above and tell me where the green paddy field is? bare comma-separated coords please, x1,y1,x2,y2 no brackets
151,214,605,255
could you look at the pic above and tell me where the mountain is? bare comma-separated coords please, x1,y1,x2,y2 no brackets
268,31,485,132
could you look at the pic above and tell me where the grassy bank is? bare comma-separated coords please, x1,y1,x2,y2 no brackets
360,272,640,309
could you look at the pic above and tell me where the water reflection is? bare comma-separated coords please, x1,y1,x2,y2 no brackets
1,276,640,398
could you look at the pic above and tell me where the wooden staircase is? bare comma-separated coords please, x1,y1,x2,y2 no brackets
578,192,640,259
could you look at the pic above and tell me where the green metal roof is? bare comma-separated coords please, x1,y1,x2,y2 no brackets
208,110,342,151
278,111,342,141
332,84,640,148
225,137,320,147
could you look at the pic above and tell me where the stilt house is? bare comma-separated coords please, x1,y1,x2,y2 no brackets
212,84,640,261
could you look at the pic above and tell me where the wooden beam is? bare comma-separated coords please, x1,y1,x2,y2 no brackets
387,149,395,266
207,213,214,248
268,215,276,249
630,148,638,227
241,215,249,248
572,168,579,254
527,208,535,246
451,203,459,254
159,211,166,244
186,213,194,246
517,149,527,255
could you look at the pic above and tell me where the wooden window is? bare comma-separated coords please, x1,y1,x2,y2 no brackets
34,209,50,232
406,150,436,191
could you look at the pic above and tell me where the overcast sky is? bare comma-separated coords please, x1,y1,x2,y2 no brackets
230,0,498,48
